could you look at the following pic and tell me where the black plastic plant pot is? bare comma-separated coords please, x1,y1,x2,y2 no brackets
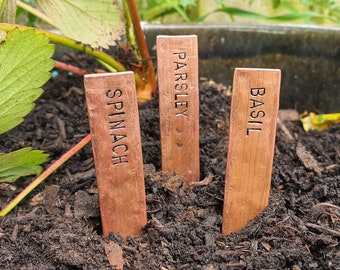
143,24,340,113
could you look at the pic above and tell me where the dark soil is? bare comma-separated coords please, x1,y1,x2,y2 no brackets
0,54,339,269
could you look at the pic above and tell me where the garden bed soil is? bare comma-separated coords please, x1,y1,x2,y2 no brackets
0,54,339,269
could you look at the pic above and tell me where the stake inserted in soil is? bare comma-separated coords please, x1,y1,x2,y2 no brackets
157,35,200,186
222,68,281,235
84,72,146,238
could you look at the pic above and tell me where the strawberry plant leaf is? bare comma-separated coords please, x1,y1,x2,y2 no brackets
38,0,125,49
0,147,48,183
0,28,55,135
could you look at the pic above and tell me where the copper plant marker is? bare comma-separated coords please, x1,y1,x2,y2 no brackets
84,72,146,238
157,35,200,186
222,68,281,235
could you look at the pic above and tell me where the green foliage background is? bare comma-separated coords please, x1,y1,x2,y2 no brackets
136,0,340,26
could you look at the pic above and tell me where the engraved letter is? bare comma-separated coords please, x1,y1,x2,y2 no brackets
173,52,186,59
106,89,122,98
250,88,265,96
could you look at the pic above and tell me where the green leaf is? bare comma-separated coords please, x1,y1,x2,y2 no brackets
38,0,125,49
142,2,175,21
0,0,17,23
301,0,312,6
0,28,55,135
0,147,48,182
271,0,281,9
268,11,327,22
217,6,266,20
178,0,196,8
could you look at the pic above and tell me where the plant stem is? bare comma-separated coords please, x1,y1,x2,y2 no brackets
16,0,57,28
122,0,139,60
125,0,156,100
0,23,126,72
0,134,91,216
0,23,146,94
55,60,89,75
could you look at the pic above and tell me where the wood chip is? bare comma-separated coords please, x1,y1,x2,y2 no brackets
191,173,214,187
104,241,124,269
260,241,271,251
0,183,16,191
44,184,60,216
10,223,18,242
305,223,340,237
296,142,323,177
30,192,44,206
277,118,294,141
278,109,299,121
